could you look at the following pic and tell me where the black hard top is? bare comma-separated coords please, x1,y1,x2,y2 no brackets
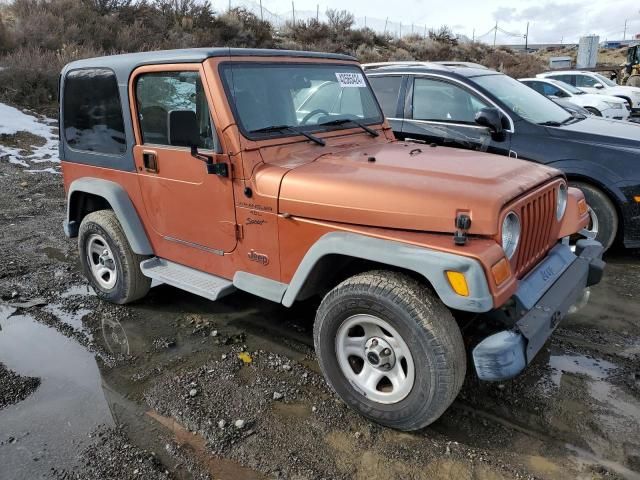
62,47,357,80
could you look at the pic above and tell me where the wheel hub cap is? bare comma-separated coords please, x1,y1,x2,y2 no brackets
86,234,117,290
335,314,416,404
365,337,396,371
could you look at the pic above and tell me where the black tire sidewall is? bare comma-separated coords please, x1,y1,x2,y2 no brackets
315,289,442,428
570,182,617,250
79,220,130,303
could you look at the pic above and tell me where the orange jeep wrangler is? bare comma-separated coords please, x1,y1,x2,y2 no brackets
60,48,604,431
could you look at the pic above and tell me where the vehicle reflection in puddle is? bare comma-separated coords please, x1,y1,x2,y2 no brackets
0,304,114,479
101,316,130,355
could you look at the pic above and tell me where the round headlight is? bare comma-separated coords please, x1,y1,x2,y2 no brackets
556,183,568,220
502,212,521,259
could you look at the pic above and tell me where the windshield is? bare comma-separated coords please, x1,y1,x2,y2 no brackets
593,73,617,87
474,74,572,124
220,63,383,138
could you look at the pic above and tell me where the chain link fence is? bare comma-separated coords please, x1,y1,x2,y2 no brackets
224,0,430,38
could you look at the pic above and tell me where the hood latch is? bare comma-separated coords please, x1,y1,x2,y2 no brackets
454,214,472,246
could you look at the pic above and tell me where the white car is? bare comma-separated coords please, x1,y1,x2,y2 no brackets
537,71,640,112
520,77,630,120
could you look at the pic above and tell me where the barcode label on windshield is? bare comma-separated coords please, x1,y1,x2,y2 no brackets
335,72,367,88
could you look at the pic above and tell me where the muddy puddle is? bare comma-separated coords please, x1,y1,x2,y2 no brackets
0,304,113,479
0,251,638,479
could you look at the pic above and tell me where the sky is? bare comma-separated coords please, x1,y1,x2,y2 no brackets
243,0,640,44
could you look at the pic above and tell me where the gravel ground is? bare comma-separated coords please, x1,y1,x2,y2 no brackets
0,362,40,410
1,128,639,480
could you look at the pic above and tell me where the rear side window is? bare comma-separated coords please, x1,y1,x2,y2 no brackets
368,76,403,117
63,68,126,155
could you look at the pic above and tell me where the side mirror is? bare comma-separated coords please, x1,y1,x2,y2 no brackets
167,110,228,177
168,110,200,147
594,83,604,89
475,107,505,139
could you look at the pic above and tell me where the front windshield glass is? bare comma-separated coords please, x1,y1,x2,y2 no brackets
220,63,383,137
474,74,572,124
593,73,617,87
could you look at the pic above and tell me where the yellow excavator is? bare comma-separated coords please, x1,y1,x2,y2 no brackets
621,44,640,86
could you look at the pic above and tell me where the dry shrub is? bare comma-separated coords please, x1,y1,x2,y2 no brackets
0,0,545,112
0,44,101,115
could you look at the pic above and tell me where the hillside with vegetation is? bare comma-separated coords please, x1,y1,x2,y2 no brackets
0,0,545,115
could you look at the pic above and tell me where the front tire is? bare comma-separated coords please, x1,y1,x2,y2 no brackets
78,210,151,304
314,270,466,431
569,181,618,251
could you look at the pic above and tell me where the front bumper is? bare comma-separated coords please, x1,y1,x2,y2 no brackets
601,106,630,121
472,239,605,381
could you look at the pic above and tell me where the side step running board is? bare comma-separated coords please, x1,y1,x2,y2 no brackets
140,257,236,302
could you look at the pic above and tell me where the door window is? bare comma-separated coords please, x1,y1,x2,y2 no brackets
135,71,218,150
575,74,601,88
541,83,565,97
549,74,576,86
525,81,546,95
411,78,489,123
368,76,403,117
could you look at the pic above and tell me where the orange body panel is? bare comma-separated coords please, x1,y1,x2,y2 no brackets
276,216,517,308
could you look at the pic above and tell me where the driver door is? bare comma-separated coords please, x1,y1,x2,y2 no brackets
131,65,237,256
402,76,511,155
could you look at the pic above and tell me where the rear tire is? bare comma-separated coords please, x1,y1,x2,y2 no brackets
569,181,618,251
78,210,151,304
585,107,602,117
314,270,466,431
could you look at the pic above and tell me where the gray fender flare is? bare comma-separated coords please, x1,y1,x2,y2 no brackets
66,178,154,255
281,232,494,313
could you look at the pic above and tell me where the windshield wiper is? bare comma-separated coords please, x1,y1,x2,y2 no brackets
250,125,325,146
318,118,379,137
538,116,575,127
537,120,562,126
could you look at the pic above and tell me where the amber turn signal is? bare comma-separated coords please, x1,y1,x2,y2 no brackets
577,198,588,215
446,271,469,297
634,195,640,203
491,258,511,286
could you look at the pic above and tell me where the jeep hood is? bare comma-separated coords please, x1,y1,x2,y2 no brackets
278,142,559,236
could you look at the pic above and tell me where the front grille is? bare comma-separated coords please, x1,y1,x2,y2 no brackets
511,183,559,278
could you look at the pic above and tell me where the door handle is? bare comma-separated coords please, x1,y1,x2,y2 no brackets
142,150,158,173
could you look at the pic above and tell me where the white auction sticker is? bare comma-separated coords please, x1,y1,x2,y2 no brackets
335,72,367,88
